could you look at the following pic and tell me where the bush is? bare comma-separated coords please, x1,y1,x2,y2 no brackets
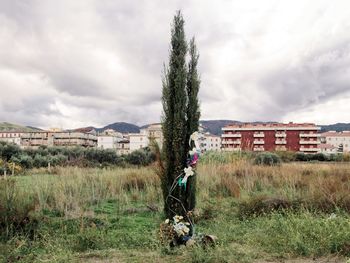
254,152,281,166
11,154,33,169
274,151,296,162
0,142,21,161
33,154,49,168
0,142,156,170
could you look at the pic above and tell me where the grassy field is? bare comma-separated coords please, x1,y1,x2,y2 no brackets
1,159,350,262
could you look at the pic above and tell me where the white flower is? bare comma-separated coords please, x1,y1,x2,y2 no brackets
184,166,194,177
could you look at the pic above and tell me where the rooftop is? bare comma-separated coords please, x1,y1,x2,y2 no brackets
224,122,318,129
321,131,350,137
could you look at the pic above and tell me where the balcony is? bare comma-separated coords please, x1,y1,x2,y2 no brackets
253,147,264,151
253,133,265,138
222,147,241,152
221,133,241,138
300,147,319,152
221,140,241,145
275,133,286,138
275,146,287,151
275,140,287,144
300,140,320,144
253,140,264,144
300,133,320,138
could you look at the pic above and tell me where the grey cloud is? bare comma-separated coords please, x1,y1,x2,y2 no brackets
0,0,350,128
258,41,350,118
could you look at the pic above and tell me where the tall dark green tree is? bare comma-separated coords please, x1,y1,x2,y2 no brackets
161,11,200,219
183,37,201,212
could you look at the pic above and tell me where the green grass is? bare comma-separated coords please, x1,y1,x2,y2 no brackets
1,163,350,262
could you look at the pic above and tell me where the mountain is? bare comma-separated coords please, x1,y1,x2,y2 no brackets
200,120,239,135
0,122,41,132
98,122,140,133
319,123,350,132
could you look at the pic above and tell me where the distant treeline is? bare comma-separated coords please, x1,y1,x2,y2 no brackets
0,142,155,173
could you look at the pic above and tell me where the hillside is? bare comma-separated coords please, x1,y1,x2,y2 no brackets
319,123,350,132
200,120,239,135
97,122,140,133
0,122,40,132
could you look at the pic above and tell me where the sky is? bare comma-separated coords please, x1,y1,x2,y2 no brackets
0,0,350,129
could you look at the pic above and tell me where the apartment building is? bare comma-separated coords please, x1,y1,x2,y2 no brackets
320,131,350,152
144,123,163,147
116,138,130,155
129,130,149,151
97,129,123,150
201,132,221,152
0,132,23,145
21,131,97,148
221,122,320,153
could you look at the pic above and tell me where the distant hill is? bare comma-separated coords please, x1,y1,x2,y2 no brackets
6,120,350,135
98,122,140,133
319,123,350,132
200,120,239,135
0,122,40,132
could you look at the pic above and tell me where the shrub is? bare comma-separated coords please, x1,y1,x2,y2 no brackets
0,142,21,161
125,148,155,166
33,154,49,168
312,153,327,161
11,154,33,169
274,151,296,162
254,152,281,166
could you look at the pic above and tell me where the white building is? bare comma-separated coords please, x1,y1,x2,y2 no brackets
117,138,130,155
143,123,163,148
201,132,221,152
129,130,149,151
97,129,123,150
128,124,164,152
319,143,338,154
0,132,23,146
320,131,350,153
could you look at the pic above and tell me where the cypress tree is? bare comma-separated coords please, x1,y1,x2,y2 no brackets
183,37,201,212
161,11,188,218
161,12,201,220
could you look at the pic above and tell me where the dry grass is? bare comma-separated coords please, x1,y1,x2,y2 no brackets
197,160,350,215
6,160,350,219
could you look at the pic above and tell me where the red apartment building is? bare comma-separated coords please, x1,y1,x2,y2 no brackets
221,122,320,153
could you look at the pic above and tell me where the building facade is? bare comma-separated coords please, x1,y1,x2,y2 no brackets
320,131,350,153
143,123,163,148
21,131,97,148
0,132,23,145
116,138,130,155
201,132,221,152
129,130,149,152
221,122,320,153
97,129,123,150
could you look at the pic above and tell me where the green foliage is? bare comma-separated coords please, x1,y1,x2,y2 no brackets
0,142,21,161
295,152,344,162
126,148,155,166
162,10,189,218
254,152,281,166
161,11,201,218
0,142,155,170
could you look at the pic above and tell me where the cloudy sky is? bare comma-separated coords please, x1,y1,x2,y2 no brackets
0,0,350,129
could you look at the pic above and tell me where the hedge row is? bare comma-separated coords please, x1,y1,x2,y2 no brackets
0,142,155,170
